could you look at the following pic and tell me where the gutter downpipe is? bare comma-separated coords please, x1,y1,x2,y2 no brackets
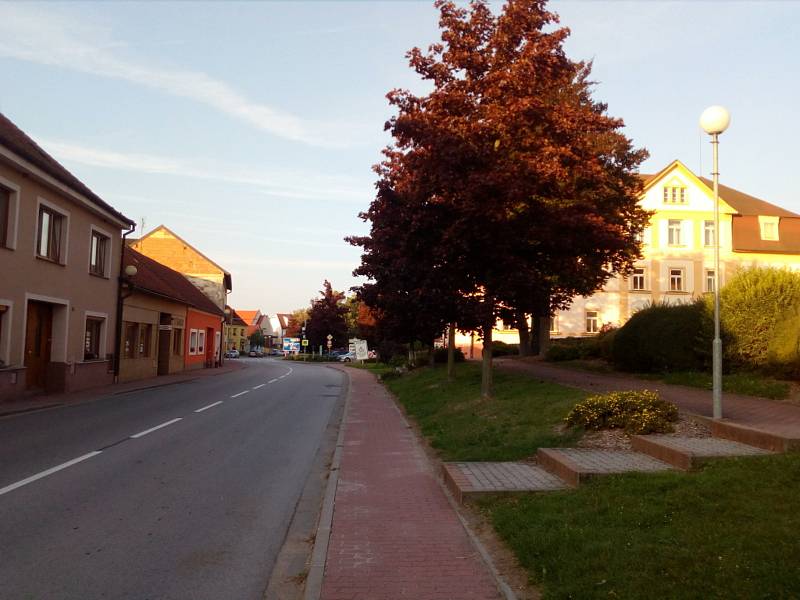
113,225,136,383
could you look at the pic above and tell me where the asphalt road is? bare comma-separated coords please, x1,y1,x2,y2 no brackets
0,358,344,600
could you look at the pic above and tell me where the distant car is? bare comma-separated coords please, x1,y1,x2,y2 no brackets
269,348,284,356
225,349,239,359
338,351,355,362
248,350,263,358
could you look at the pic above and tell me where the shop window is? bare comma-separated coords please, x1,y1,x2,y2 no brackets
124,322,138,358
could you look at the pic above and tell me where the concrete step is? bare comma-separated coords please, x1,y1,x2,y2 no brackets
537,447,673,487
709,420,800,453
631,435,773,470
442,462,567,503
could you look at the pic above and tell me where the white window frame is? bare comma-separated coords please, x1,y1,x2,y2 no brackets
88,224,113,278
34,197,70,265
704,220,715,247
585,310,599,334
82,311,108,362
705,269,715,293
0,174,20,250
189,329,198,355
631,267,646,291
197,330,206,355
663,186,687,204
667,219,683,246
758,216,780,241
669,268,685,292
0,299,13,367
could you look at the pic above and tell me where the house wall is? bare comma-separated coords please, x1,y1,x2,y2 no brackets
119,292,187,383
185,309,221,370
0,159,124,401
131,229,228,309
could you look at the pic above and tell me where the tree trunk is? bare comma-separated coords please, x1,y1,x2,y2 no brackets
537,315,551,356
480,313,494,400
516,309,530,356
447,323,456,381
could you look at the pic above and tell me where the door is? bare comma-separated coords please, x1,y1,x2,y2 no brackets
25,301,53,389
205,327,214,367
157,313,171,376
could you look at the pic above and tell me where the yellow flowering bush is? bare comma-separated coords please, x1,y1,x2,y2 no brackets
565,390,678,435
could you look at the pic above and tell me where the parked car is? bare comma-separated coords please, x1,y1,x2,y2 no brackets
248,350,263,358
269,348,284,356
338,351,356,362
225,349,239,358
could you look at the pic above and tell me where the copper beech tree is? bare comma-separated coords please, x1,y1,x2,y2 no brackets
351,0,649,398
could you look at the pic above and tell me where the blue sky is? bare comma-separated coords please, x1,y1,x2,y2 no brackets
1,1,798,313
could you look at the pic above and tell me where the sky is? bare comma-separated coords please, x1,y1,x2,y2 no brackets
1,1,798,313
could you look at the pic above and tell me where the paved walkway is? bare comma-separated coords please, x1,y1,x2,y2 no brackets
496,358,800,438
0,360,246,418
320,367,501,600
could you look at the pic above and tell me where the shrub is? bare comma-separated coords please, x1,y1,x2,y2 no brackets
612,300,709,372
388,354,408,368
596,325,618,362
719,266,800,370
565,390,678,435
545,337,600,362
433,346,466,363
492,341,519,357
767,306,800,379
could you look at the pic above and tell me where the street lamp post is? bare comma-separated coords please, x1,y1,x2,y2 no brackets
700,105,731,420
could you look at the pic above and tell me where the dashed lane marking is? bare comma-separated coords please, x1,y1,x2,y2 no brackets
130,418,183,439
0,451,102,497
195,401,224,413
252,384,266,390
230,390,250,398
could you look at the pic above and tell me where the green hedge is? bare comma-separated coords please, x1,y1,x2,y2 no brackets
612,300,709,372
545,337,600,362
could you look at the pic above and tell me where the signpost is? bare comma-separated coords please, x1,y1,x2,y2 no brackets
355,339,369,361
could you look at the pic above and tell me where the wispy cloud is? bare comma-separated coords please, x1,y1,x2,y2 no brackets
0,4,362,148
35,137,369,203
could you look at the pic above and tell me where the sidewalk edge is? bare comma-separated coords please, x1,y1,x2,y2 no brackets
303,367,352,600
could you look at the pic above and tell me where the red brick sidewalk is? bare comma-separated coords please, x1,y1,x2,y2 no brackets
497,357,800,438
320,367,501,600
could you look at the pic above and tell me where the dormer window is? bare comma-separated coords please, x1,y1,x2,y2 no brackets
663,186,687,204
759,216,780,241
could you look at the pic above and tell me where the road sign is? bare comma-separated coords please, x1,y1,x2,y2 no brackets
326,334,333,340
302,339,309,346
326,340,332,348
355,339,369,361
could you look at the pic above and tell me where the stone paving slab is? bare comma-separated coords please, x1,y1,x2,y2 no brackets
443,462,567,502
538,448,672,486
645,435,773,457
632,434,773,469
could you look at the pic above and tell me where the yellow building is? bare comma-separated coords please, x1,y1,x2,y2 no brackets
224,308,248,353
455,159,800,351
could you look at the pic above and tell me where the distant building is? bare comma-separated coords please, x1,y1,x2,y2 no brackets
119,247,224,382
455,159,800,352
224,307,248,352
0,112,135,402
130,225,232,310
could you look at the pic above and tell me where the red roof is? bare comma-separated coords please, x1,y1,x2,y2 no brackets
0,112,134,227
277,313,292,329
225,307,248,327
236,310,261,326
124,247,224,317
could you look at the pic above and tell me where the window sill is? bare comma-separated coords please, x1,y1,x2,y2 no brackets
665,291,691,295
630,289,651,293
35,255,65,266
81,358,109,364
89,271,110,280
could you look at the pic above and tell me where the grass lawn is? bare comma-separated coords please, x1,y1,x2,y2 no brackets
546,358,792,400
346,361,395,378
480,453,800,599
383,362,585,461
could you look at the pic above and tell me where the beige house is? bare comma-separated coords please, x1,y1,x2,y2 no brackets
455,159,800,352
0,112,134,402
131,225,232,310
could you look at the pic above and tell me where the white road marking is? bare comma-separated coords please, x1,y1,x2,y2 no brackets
230,390,249,398
195,401,223,413
268,379,278,384
130,418,183,438
252,384,265,390
0,451,102,497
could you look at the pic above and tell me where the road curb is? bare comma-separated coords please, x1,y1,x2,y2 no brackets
302,366,352,600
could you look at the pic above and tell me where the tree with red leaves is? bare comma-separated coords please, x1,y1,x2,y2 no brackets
352,0,649,398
